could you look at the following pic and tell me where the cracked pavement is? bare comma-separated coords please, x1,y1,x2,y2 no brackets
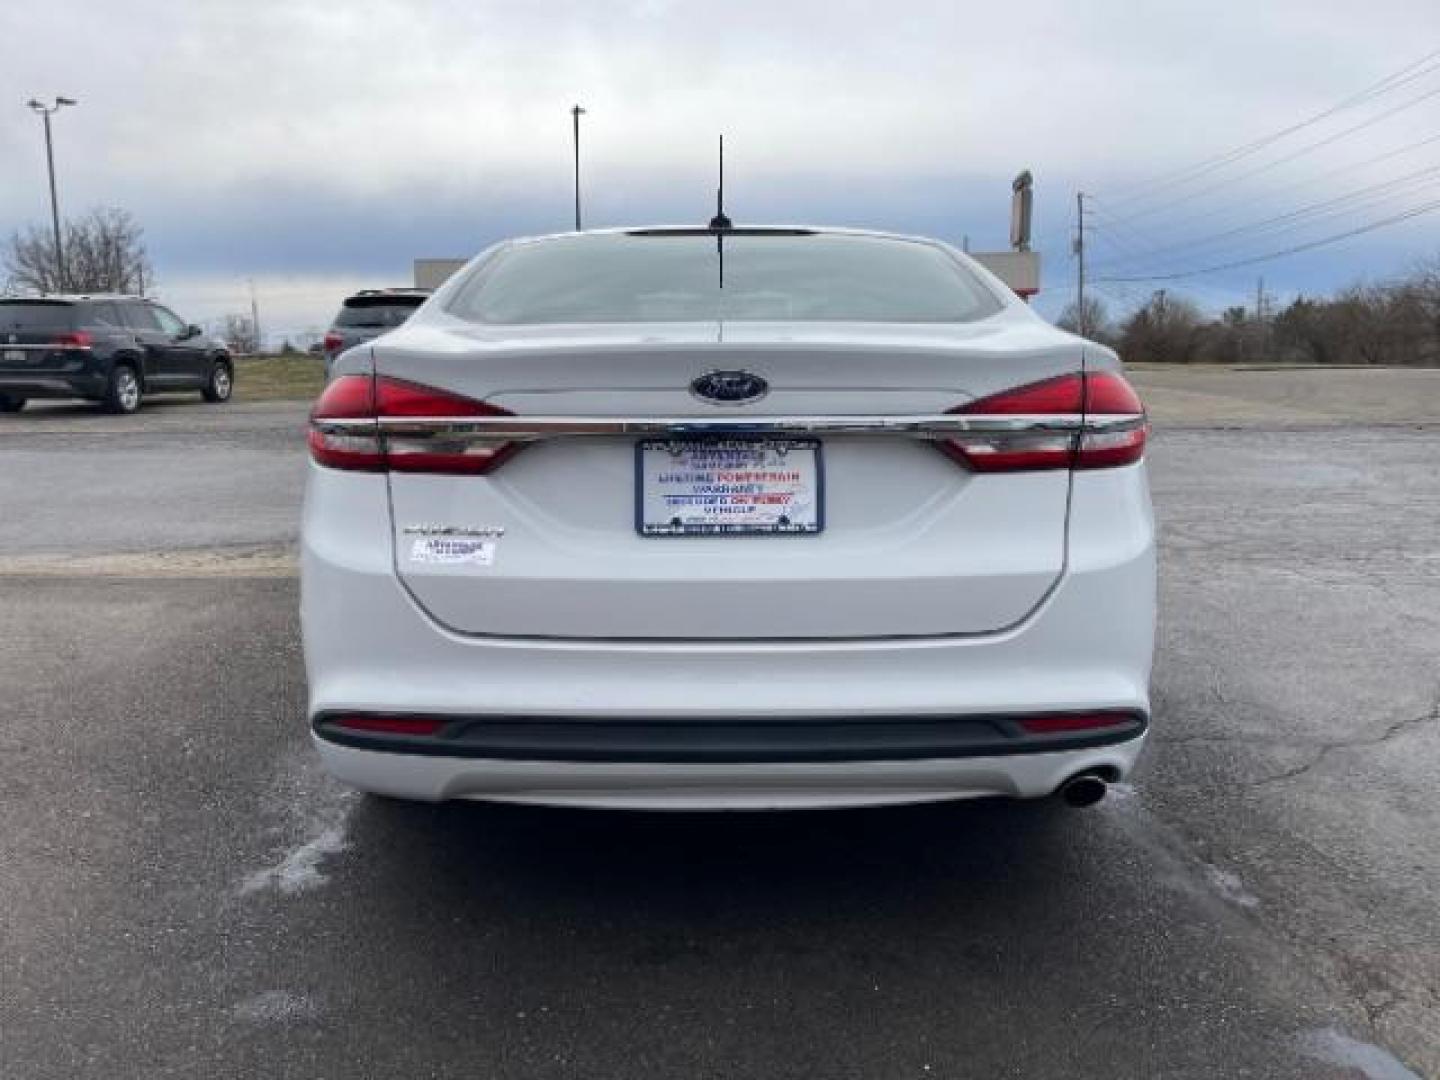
1248,693,1440,789
1147,425,1440,1073
2,390,1438,1077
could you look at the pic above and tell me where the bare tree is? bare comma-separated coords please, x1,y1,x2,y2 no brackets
1118,291,1205,364
1055,296,1113,343
4,207,153,295
223,314,259,354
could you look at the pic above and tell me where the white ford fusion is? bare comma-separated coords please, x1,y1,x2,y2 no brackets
302,226,1154,810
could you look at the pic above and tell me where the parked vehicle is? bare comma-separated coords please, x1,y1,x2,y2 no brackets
321,288,429,376
0,295,232,414
302,226,1155,810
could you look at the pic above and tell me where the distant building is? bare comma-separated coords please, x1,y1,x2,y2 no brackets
414,259,467,291
971,251,1040,299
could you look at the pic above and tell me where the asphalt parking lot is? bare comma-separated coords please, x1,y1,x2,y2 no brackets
2,369,1438,1078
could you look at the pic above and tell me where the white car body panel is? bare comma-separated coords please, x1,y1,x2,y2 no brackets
301,227,1156,809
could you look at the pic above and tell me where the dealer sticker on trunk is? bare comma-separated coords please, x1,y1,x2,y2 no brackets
407,537,497,566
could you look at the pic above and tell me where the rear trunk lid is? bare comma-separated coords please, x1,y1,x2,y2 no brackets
377,318,1080,640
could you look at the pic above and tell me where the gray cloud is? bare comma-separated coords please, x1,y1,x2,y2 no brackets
4,0,1440,329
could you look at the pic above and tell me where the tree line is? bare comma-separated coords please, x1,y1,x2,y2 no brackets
1058,260,1440,366
8,206,1439,366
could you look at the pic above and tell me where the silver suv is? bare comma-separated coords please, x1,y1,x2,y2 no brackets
321,288,429,376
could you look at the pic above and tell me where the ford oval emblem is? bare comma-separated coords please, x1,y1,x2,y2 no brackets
689,370,769,405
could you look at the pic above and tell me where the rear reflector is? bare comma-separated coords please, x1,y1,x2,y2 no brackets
329,715,447,736
308,375,520,474
1016,712,1134,735
939,370,1147,472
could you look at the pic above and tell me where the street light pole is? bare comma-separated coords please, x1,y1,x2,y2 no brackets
26,96,78,293
571,104,585,231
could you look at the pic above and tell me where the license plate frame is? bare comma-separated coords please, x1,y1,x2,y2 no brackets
635,436,825,537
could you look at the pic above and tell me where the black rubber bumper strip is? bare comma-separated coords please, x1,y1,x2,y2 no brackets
312,712,1149,764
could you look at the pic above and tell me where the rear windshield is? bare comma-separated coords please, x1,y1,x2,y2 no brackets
334,296,425,329
446,233,1002,325
0,301,76,332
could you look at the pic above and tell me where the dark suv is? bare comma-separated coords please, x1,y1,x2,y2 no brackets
0,295,232,415
322,288,429,377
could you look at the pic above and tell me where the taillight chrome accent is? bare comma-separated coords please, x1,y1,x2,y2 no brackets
308,374,385,471
307,370,1145,474
308,375,520,474
941,371,1147,472
310,413,1138,439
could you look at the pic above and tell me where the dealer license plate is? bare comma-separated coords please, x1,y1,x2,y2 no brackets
637,438,824,536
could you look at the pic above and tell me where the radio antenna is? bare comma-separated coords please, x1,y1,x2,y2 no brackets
708,134,732,231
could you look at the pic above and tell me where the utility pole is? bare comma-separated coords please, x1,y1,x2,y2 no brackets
1074,191,1087,336
571,104,586,231
26,96,78,292
1255,276,1264,363
249,279,262,355
1255,275,1271,363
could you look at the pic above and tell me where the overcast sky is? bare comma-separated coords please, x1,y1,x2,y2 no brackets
4,0,1440,338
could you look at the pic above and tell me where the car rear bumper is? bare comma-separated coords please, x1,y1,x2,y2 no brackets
301,463,1156,807
0,373,107,399
311,732,1148,809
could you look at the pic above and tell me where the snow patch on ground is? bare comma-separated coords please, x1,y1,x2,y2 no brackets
1104,781,1139,803
241,789,357,896
234,990,320,1023
1202,863,1260,908
1297,1027,1421,1080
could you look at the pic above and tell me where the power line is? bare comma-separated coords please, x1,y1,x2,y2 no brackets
1087,202,1171,253
1087,162,1440,272
1090,176,1440,279
1102,78,1440,227
1098,47,1440,202
1093,129,1440,243
1093,196,1440,282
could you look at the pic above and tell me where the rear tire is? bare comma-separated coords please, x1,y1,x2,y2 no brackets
201,359,233,403
103,365,142,414
0,394,25,413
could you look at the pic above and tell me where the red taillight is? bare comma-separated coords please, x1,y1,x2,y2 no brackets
307,374,519,474
1016,712,1134,735
323,331,343,354
938,370,1147,472
330,714,446,736
1073,371,1148,469
308,374,385,471
51,331,93,348
966,372,1084,415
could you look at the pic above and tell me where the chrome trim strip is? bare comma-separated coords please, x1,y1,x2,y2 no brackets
312,413,1145,441
0,343,92,352
0,377,79,391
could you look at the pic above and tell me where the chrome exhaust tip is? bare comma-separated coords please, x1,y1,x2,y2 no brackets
1060,774,1108,808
